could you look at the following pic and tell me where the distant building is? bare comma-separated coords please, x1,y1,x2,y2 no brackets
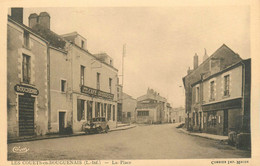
182,44,251,136
135,88,170,124
122,93,137,123
170,107,185,123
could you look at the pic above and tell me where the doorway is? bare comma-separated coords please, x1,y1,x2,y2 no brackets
59,112,66,134
223,109,228,136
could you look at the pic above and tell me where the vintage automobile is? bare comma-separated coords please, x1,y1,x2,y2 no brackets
82,117,110,134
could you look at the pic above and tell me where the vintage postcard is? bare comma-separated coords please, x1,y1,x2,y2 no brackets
1,0,260,166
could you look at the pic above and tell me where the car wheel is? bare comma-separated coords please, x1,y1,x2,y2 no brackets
97,127,102,134
105,125,109,133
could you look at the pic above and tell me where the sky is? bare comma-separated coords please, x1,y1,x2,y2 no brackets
18,6,250,107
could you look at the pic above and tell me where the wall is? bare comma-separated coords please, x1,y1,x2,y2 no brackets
49,48,72,132
203,65,242,104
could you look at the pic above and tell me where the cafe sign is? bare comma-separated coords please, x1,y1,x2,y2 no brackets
14,84,39,95
81,85,114,100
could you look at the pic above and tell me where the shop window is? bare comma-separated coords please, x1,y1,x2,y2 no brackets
80,65,85,86
22,54,31,84
104,104,107,118
77,99,85,121
224,75,230,96
113,105,115,121
23,30,30,48
127,112,131,118
107,104,111,120
207,111,217,127
87,101,93,121
61,79,66,92
137,111,149,116
95,102,100,117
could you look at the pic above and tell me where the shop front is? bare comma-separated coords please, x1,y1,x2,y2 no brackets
72,85,117,132
202,98,242,136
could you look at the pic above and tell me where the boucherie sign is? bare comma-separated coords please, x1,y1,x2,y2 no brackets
81,85,114,100
14,84,39,95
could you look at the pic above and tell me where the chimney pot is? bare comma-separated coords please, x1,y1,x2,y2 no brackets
193,53,198,69
28,13,38,28
38,12,50,29
11,8,23,24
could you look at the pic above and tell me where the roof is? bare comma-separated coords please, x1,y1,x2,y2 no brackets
8,16,49,44
31,23,66,49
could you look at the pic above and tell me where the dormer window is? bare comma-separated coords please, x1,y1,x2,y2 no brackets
81,40,84,49
110,59,113,66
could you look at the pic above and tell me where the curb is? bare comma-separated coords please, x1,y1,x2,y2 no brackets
110,125,136,132
178,128,228,141
8,125,136,144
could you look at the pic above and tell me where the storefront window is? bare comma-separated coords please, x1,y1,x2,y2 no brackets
107,104,111,120
77,99,85,121
87,101,92,121
113,105,115,121
207,111,217,127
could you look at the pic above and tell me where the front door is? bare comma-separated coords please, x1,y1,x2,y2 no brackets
59,112,65,133
19,95,35,136
223,109,228,136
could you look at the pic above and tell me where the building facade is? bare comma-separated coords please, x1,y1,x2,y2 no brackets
183,44,251,136
170,107,185,123
7,8,120,139
121,93,137,123
135,88,169,124
7,9,49,138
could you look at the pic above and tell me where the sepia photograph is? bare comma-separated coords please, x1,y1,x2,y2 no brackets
1,0,260,165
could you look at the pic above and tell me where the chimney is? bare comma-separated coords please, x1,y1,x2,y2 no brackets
28,13,38,28
187,67,191,74
193,53,198,69
11,8,23,24
203,48,208,61
38,12,50,29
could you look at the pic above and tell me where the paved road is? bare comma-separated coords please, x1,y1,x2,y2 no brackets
8,124,250,160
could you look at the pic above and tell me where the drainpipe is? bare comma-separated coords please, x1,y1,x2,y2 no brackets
47,44,51,131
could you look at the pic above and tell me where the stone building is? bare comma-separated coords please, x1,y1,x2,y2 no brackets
7,8,49,139
182,44,251,136
135,88,169,124
170,107,185,123
121,93,137,123
7,8,120,140
27,12,119,132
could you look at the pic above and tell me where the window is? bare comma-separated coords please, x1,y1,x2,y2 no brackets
77,99,85,121
196,86,200,103
61,80,66,92
95,102,100,117
97,73,100,90
207,111,217,127
81,40,84,48
113,105,115,121
23,30,29,48
127,112,131,118
210,81,215,100
224,75,230,96
80,65,85,86
109,78,112,93
87,101,93,121
107,104,111,120
22,54,31,84
137,111,149,116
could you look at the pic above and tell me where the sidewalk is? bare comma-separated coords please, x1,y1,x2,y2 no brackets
178,128,228,141
8,124,136,144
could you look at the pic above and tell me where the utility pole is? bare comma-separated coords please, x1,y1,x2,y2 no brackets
121,44,126,123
